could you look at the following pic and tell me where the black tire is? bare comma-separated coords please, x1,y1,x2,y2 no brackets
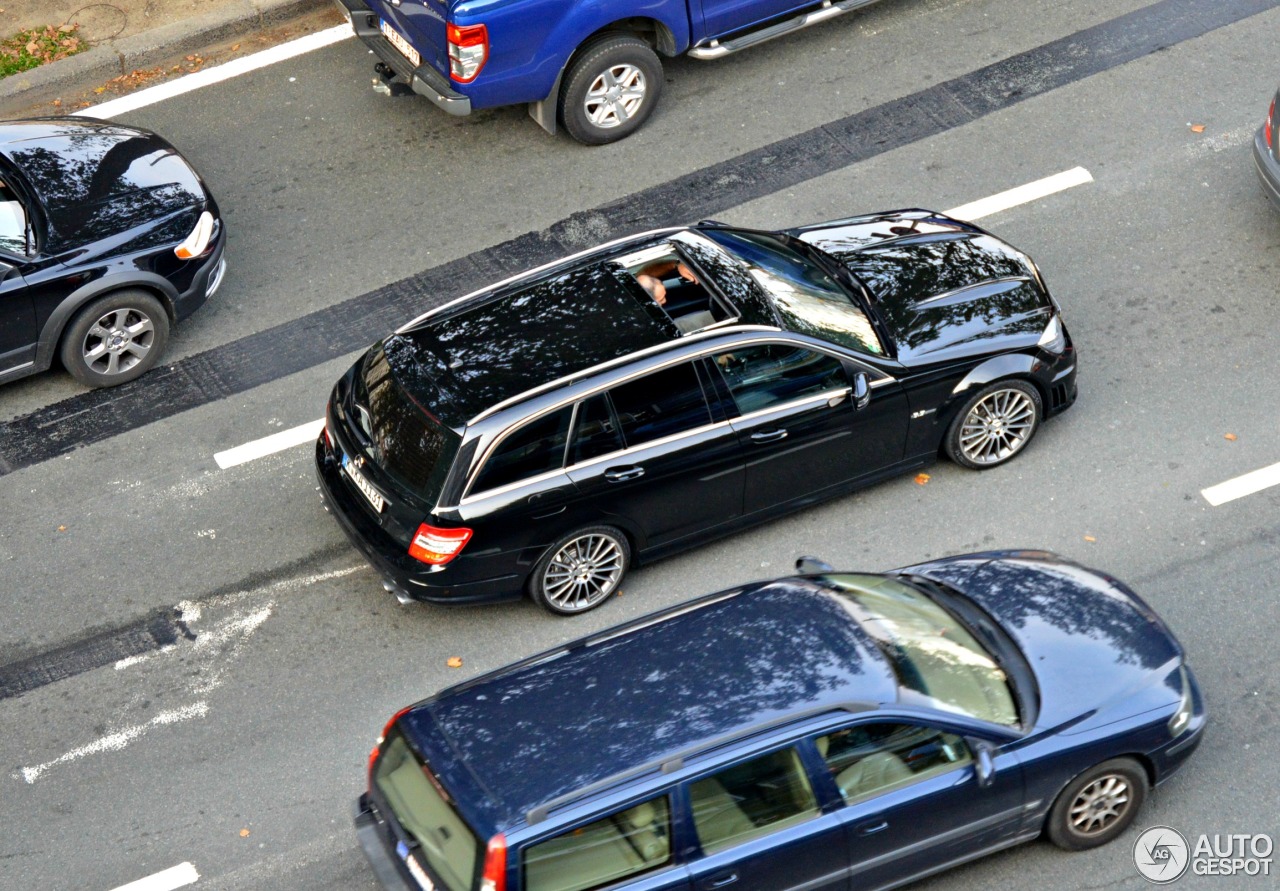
59,290,170,388
559,36,663,145
529,525,631,616
1046,758,1148,851
944,379,1042,470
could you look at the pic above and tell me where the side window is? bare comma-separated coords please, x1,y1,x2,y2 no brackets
570,393,624,465
470,406,572,495
689,747,819,855
523,797,672,891
816,724,972,804
712,344,848,416
609,363,712,448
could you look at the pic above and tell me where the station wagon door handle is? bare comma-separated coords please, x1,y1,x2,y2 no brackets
854,818,890,836
604,466,645,483
749,429,788,444
704,873,738,889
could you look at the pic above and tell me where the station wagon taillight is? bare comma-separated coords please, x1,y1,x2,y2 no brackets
369,705,413,780
447,23,488,83
408,523,473,565
480,834,506,891
1268,98,1275,149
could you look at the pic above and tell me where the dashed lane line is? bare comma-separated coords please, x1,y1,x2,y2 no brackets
108,862,200,891
1202,460,1280,506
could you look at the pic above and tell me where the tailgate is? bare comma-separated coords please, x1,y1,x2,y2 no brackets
367,0,450,77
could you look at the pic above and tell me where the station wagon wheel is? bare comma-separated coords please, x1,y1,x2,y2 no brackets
530,526,631,615
945,380,1042,469
58,289,170,388
559,36,663,145
1046,758,1148,851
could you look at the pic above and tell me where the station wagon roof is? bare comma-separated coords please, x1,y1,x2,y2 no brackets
399,580,897,829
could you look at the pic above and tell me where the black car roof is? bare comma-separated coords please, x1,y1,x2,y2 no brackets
385,261,681,429
399,579,897,831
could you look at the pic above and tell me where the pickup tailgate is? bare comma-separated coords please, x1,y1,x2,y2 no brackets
366,0,449,77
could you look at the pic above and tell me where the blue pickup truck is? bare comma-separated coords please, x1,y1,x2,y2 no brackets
334,0,890,144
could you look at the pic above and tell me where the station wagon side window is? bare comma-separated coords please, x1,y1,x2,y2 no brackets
523,796,673,891
470,406,573,495
710,344,849,416
608,362,712,448
815,723,972,805
689,747,819,855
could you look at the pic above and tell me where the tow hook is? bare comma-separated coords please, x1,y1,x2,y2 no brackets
372,63,413,97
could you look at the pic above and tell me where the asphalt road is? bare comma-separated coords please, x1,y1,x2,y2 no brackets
2,0,1280,888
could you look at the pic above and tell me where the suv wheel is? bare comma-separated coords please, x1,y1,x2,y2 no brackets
1046,758,1148,851
559,36,663,145
945,379,1042,469
59,290,170,388
530,526,631,615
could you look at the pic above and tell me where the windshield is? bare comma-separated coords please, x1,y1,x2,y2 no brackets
827,573,1018,726
375,731,482,891
703,229,884,356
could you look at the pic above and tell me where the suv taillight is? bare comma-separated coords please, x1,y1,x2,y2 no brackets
1267,98,1275,149
447,23,488,83
480,834,506,891
409,523,473,565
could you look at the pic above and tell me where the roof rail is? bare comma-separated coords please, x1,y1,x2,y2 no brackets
525,700,878,825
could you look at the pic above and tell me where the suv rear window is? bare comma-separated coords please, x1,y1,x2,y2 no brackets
374,731,481,891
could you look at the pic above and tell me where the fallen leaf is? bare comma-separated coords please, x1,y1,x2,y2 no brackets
446,656,463,668
1084,535,1096,542
59,24,74,32
52,99,61,107
93,86,105,93
239,828,250,838
26,41,38,54
231,43,241,51
57,525,66,532
914,473,930,485
186,54,196,61
1224,433,1237,441
1190,123,1206,133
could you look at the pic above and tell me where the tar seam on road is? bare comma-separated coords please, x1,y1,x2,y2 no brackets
1,0,1275,478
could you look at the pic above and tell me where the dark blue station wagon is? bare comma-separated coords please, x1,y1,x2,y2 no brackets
354,551,1205,891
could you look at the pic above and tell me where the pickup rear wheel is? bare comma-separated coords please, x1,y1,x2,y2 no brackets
560,36,662,145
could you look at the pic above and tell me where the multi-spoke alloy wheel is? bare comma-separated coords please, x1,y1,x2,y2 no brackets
945,380,1042,470
1047,758,1147,851
59,290,170,388
531,526,630,615
560,36,662,145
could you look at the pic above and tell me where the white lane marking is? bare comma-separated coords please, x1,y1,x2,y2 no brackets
1202,460,1280,506
20,703,210,784
214,418,324,469
944,166,1094,221
109,862,200,891
72,24,353,120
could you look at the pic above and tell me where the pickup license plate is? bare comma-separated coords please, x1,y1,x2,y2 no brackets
380,19,421,68
342,453,386,513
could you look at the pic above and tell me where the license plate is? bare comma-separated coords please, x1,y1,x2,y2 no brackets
396,841,436,891
342,453,386,513
380,18,421,68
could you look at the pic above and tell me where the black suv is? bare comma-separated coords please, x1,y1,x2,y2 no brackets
316,211,1077,614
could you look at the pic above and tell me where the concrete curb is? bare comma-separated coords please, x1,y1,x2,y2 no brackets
0,0,331,114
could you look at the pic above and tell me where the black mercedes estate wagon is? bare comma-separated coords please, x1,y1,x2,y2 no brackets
316,210,1077,614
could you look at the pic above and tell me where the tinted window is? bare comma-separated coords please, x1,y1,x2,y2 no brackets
609,363,711,448
524,797,672,891
816,724,971,804
570,393,624,465
689,748,818,854
713,344,848,415
471,407,573,494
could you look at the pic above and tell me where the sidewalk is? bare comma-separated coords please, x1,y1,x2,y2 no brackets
1,0,337,116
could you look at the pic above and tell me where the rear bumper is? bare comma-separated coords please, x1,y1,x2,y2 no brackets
334,0,472,116
354,795,417,891
1253,125,1280,212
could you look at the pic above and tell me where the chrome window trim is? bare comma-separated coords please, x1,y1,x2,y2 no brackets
461,402,577,503
729,387,852,425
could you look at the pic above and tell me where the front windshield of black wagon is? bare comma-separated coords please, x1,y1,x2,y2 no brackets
704,229,884,356
830,574,1018,726
374,731,481,891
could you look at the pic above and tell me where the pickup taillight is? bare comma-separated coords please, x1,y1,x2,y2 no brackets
447,23,488,83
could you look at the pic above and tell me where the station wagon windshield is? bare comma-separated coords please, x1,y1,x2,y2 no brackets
704,228,884,357
827,574,1018,726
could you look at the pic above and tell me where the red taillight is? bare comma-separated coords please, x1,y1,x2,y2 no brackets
480,834,506,891
447,23,488,83
1267,98,1275,149
323,419,333,449
408,523,473,565
369,705,414,780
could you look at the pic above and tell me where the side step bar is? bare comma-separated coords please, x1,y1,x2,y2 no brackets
688,0,879,60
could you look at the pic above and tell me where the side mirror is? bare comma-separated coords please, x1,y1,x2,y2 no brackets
969,739,996,788
853,371,871,410
795,556,835,574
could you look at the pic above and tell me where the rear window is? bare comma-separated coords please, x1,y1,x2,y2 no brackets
374,731,481,891
361,342,461,501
